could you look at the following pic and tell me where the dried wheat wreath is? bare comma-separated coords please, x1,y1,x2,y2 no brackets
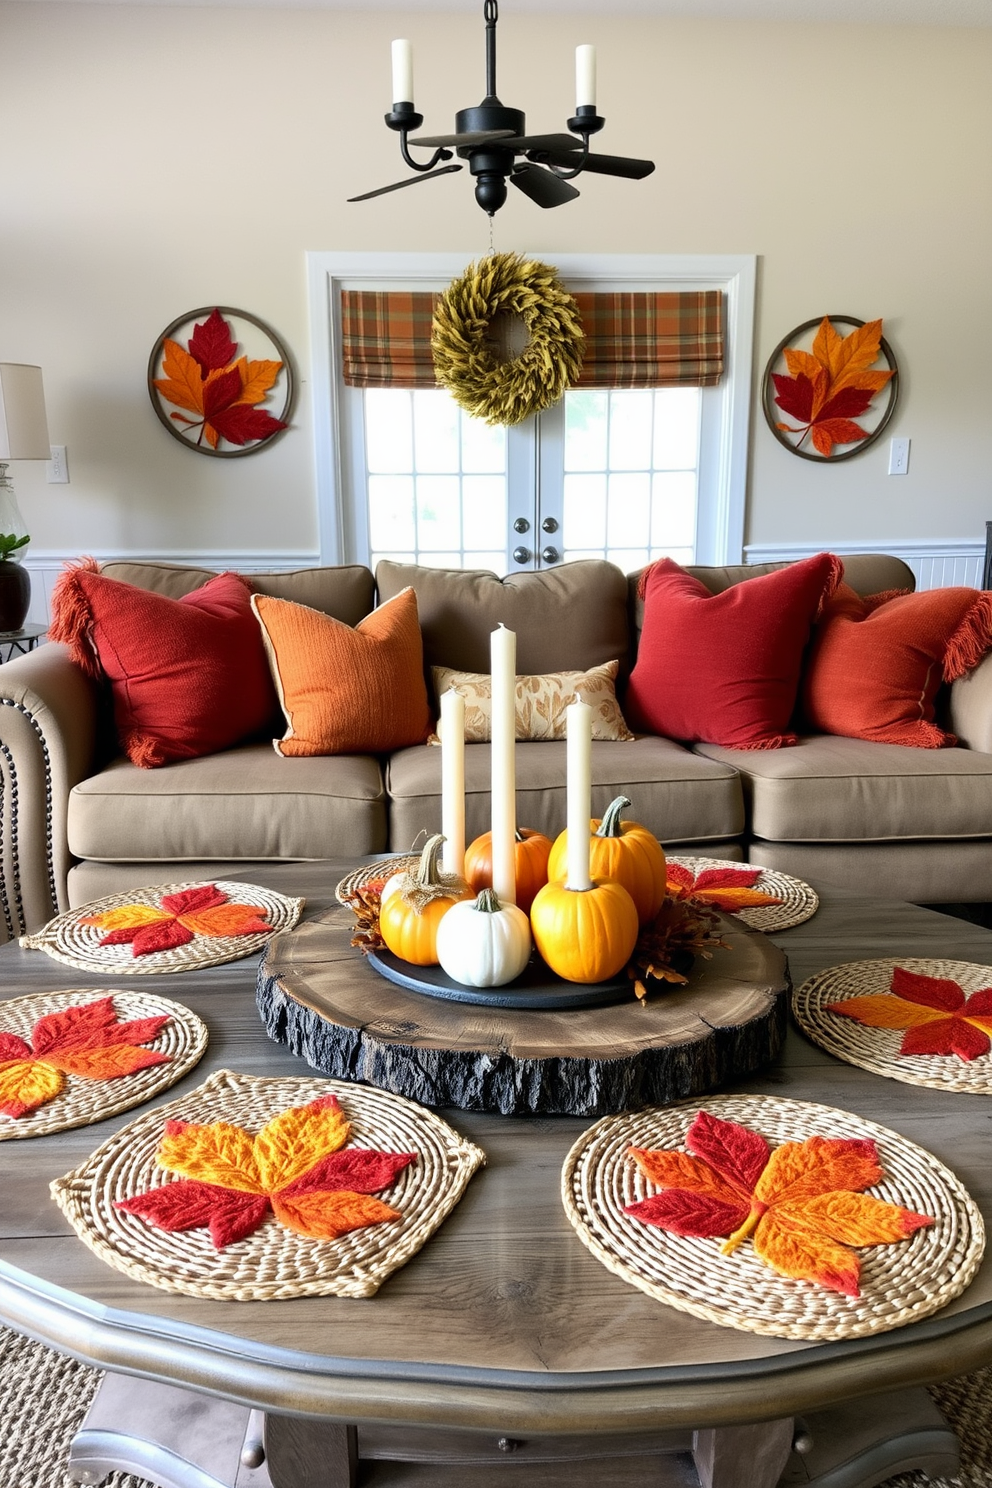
431,253,585,426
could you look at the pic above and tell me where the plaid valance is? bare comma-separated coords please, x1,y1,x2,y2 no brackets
340,287,724,391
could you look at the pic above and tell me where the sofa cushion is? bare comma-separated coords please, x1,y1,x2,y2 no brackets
253,587,433,757
695,734,992,843
431,660,633,742
376,559,630,676
49,563,279,769
67,743,387,862
624,553,841,750
101,561,376,623
386,737,744,852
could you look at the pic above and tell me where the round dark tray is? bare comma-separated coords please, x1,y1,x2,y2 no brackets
367,948,631,1009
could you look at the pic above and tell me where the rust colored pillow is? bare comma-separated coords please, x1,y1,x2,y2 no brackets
49,560,278,768
802,582,992,747
252,586,432,756
624,553,842,750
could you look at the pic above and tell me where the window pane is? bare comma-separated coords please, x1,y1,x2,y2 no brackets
654,387,700,469
564,391,608,471
651,471,697,550
461,412,505,473
607,472,650,548
564,473,607,548
368,475,415,550
608,391,653,471
464,551,505,573
413,391,459,473
416,475,461,550
610,548,650,574
366,390,412,473
463,476,507,548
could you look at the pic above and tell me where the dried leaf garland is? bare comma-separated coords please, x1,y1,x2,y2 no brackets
627,898,729,1002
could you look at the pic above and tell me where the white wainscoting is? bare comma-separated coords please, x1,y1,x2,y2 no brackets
743,541,986,592
21,551,321,627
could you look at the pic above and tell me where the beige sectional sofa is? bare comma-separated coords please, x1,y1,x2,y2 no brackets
2,550,991,943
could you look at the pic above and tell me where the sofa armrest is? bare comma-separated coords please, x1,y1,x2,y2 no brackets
948,650,992,755
0,643,101,939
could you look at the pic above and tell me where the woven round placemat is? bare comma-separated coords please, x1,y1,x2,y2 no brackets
20,881,304,975
52,1068,486,1301
667,855,818,932
562,1093,983,1341
0,989,207,1140
335,856,419,904
794,957,992,1095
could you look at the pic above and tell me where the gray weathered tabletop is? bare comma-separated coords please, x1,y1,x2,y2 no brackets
1,863,991,1434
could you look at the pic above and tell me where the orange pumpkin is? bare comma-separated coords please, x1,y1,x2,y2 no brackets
379,834,471,966
529,877,639,984
464,827,553,913
547,796,666,924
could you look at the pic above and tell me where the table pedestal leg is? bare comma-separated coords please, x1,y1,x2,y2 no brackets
263,1414,357,1488
693,1418,795,1488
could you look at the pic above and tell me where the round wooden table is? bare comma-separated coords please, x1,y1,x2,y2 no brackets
0,865,990,1488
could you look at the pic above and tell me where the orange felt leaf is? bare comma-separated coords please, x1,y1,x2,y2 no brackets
754,1135,882,1208
783,347,824,383
0,1059,64,1118
154,338,206,415
235,357,282,407
820,319,886,393
156,1120,263,1193
203,423,219,450
753,1210,862,1296
81,904,174,932
789,1190,932,1246
828,994,948,1030
630,1146,743,1205
48,1043,170,1080
270,1188,402,1240
177,903,271,938
694,886,783,912
253,1096,351,1193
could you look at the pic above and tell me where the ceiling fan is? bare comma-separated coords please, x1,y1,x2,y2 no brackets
348,0,655,217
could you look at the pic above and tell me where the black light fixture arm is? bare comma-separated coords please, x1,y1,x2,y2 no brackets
551,104,606,179
384,104,453,172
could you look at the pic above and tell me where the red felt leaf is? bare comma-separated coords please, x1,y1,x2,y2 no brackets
30,997,117,1055
0,1033,33,1063
690,867,763,892
811,418,868,455
625,1190,749,1237
160,885,228,917
128,920,196,956
207,403,287,447
901,1017,991,1061
201,368,244,419
772,372,815,423
890,966,966,1013
188,309,239,376
117,1179,272,1249
964,988,992,1017
685,1110,770,1194
815,386,875,422
665,863,695,891
278,1149,416,1200
51,1043,171,1079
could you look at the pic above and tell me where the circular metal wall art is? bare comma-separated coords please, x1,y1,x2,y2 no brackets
762,315,899,463
148,306,295,457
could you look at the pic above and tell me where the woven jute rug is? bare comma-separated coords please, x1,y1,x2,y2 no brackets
21,881,304,976
0,1322,990,1488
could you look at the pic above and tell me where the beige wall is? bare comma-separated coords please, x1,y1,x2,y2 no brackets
1,2,990,563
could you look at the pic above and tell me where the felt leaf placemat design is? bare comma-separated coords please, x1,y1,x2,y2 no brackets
52,1070,486,1300
21,882,304,975
666,856,818,933
562,1094,982,1340
794,957,992,1094
0,990,207,1139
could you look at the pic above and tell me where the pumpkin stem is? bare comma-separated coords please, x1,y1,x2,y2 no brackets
416,833,447,887
596,796,632,839
396,834,467,914
475,886,502,914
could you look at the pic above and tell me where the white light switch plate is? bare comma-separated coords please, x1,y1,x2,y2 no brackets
888,437,910,476
47,445,69,483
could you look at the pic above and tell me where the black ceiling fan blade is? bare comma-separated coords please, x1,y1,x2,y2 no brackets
510,164,580,208
348,164,463,202
502,133,584,152
413,130,516,147
528,149,656,180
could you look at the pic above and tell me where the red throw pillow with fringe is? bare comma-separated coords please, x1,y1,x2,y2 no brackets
49,560,278,768
801,582,992,747
624,553,842,750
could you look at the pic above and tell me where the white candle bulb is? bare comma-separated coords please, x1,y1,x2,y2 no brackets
440,689,466,877
566,700,593,892
490,624,518,905
392,39,414,106
575,44,597,110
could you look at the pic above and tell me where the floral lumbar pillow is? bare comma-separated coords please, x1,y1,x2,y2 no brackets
430,659,634,743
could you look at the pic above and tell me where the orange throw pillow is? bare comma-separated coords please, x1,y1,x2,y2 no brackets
802,582,992,747
252,586,433,756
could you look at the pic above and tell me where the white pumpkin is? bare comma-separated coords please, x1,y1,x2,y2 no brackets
435,888,533,988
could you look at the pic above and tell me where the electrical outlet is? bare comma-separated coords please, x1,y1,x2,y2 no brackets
47,445,69,484
888,437,910,476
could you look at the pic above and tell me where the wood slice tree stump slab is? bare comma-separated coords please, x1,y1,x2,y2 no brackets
256,901,791,1117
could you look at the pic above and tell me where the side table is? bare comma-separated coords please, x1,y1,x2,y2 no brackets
0,622,46,663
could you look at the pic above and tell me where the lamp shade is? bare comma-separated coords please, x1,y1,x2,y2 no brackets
0,364,50,460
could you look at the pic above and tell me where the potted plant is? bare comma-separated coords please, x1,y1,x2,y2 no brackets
0,505,30,634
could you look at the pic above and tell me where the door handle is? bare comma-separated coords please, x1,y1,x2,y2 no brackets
541,546,560,565
512,517,531,533
512,546,532,565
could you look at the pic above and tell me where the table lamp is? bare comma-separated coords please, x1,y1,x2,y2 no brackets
0,363,50,632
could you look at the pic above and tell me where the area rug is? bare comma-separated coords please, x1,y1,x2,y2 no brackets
0,1321,989,1488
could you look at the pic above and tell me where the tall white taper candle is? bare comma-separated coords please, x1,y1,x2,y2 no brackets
440,689,466,877
392,39,414,105
566,699,593,892
575,45,597,109
490,624,517,904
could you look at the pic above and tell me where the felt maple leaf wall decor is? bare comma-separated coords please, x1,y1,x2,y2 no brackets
762,316,898,461
149,307,293,455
